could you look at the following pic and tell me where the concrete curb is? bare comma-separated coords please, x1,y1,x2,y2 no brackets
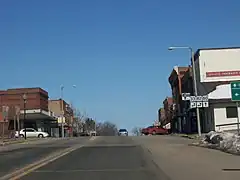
0,138,40,146
0,137,65,146
171,133,199,139
189,142,240,156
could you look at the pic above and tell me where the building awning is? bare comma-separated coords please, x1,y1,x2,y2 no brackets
208,84,231,100
19,109,58,121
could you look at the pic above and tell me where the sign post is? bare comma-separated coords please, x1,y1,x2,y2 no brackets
2,106,9,142
230,81,240,135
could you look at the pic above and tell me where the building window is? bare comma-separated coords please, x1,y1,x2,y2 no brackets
226,107,238,118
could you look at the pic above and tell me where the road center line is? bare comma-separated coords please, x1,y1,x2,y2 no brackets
0,147,77,180
33,168,146,173
1,137,99,180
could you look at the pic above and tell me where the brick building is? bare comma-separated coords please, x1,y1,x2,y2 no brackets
169,66,189,133
163,97,173,130
158,108,165,125
0,88,57,137
48,99,74,137
181,67,198,133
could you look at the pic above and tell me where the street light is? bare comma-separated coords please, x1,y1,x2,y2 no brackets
22,93,27,140
60,84,77,138
168,46,201,137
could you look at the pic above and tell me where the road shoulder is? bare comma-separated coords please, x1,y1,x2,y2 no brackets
132,135,240,180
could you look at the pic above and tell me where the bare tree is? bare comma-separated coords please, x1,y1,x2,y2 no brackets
96,121,118,136
72,108,88,136
84,118,96,133
131,127,142,136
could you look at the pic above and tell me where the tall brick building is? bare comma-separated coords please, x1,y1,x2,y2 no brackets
169,66,189,133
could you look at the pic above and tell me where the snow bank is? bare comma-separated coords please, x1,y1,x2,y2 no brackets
196,131,240,155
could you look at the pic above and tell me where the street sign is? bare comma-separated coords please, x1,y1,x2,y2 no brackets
196,96,203,102
197,102,202,108
190,96,197,102
190,102,196,108
189,95,209,109
231,81,240,101
202,95,208,102
231,82,240,135
203,102,209,107
2,106,9,122
182,93,191,101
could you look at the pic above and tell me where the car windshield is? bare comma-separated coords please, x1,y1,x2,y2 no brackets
147,126,154,128
119,129,127,132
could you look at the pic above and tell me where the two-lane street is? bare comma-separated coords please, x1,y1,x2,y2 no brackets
2,135,240,180
19,136,167,180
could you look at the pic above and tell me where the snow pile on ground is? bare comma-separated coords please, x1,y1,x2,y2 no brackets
196,131,240,155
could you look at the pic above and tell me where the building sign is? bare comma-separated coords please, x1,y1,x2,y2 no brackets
206,70,240,77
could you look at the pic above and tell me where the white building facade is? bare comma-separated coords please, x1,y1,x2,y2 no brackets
194,47,240,132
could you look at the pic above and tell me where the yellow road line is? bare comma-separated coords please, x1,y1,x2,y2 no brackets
0,147,77,180
1,137,99,180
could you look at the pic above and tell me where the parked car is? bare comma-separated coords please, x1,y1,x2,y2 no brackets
141,126,168,135
15,128,49,138
118,129,128,136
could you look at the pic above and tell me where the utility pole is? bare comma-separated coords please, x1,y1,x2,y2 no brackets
2,106,8,143
95,119,97,136
190,49,202,137
60,85,64,138
13,115,16,139
15,106,20,138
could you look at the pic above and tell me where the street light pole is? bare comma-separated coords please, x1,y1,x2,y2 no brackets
60,85,64,138
71,85,77,137
60,84,76,138
168,46,202,137
23,94,27,140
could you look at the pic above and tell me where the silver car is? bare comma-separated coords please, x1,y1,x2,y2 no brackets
118,129,128,136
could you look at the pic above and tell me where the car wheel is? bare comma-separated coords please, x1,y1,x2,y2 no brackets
38,134,44,138
152,131,156,135
20,134,24,138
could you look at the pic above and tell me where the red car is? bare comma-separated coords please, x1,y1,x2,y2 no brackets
141,125,168,135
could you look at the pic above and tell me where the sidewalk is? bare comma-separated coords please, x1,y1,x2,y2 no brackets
170,133,204,140
0,137,41,146
134,135,240,180
0,137,63,152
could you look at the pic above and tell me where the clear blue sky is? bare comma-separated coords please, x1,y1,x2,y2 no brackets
0,0,239,131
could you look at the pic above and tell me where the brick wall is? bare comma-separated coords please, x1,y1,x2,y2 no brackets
0,88,49,119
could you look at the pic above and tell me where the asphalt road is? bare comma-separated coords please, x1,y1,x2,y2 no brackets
15,136,168,180
0,137,91,178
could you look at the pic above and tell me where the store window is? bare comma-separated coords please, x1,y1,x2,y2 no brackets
226,107,238,118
